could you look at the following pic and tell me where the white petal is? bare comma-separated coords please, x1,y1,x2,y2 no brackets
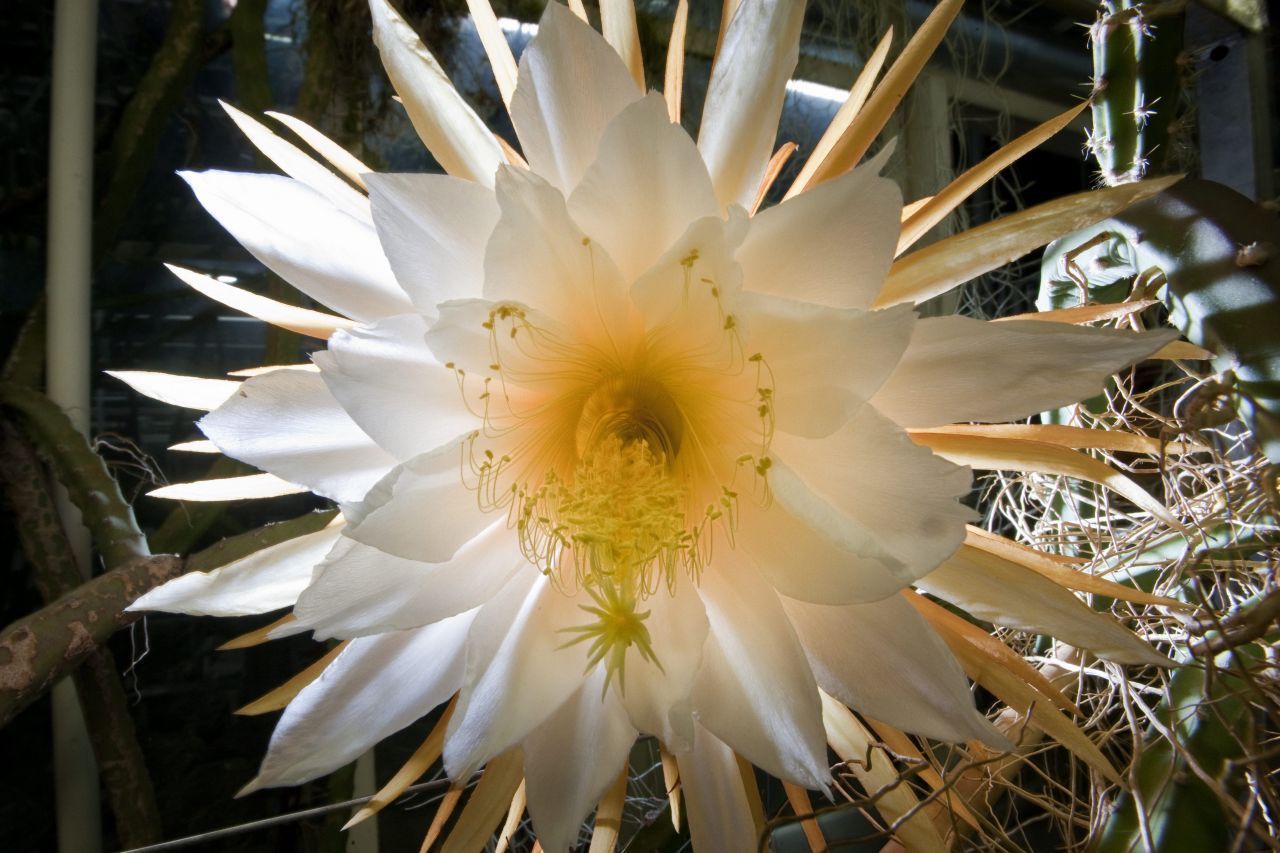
227,364,319,377
242,614,472,792
916,548,1168,666
523,668,637,853
199,369,397,503
424,299,572,422
697,0,805,210
290,524,523,640
511,2,642,194
740,296,916,438
464,0,519,107
782,593,1008,746
736,496,919,605
567,93,718,285
129,522,342,617
106,370,239,411
870,317,1181,428
619,578,708,750
220,101,370,221
315,314,476,461
168,439,218,453
147,474,307,501
427,297,529,377
444,572,591,780
737,148,902,310
675,723,759,853
692,558,830,790
365,173,498,315
166,265,355,338
628,210,748,352
485,167,630,339
342,437,492,564
266,111,373,190
368,0,505,184
180,170,412,322
769,404,974,589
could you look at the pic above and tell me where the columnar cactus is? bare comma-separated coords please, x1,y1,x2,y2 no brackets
1088,0,1187,185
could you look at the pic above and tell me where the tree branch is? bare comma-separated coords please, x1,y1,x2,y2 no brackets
0,508,337,730
0,418,164,844
0,553,183,729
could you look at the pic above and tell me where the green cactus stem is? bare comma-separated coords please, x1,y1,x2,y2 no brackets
1040,179,1280,464
1088,1,1187,185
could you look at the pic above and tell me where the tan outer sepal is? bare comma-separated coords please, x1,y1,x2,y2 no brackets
420,787,463,853
735,753,766,840
874,176,1183,308
664,0,689,124
897,100,1090,255
345,697,456,830
493,780,526,853
465,0,518,108
820,692,948,853
588,766,629,853
659,744,682,832
439,749,523,853
906,592,1081,716
217,613,296,651
993,299,1159,325
964,526,1192,610
267,111,372,191
863,717,981,831
781,781,825,852
750,142,798,215
147,474,309,501
235,641,346,715
785,27,894,199
600,0,645,91
908,430,1184,530
913,423,1208,456
167,264,355,340
804,0,962,188
904,592,1124,786
1151,340,1215,360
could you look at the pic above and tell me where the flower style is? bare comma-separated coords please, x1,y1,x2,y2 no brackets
121,1,1180,849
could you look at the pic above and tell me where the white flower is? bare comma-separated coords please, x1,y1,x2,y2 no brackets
123,1,1177,849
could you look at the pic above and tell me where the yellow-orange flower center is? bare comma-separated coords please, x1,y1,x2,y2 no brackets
449,262,776,689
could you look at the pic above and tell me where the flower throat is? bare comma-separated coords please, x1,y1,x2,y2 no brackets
453,257,775,690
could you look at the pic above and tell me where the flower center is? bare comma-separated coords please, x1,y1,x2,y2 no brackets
574,373,683,460
514,383,699,694
451,288,776,691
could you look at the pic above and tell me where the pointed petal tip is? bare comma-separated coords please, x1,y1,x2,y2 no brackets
235,777,264,799
975,717,1016,753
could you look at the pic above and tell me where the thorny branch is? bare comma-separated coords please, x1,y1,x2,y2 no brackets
0,509,338,730
0,552,183,728
0,418,164,845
